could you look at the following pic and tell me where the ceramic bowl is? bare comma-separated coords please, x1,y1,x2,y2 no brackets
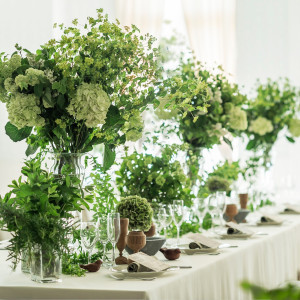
125,236,166,256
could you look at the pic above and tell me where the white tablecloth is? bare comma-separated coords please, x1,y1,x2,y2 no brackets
1,213,300,300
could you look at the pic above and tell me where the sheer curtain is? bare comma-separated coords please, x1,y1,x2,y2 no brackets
115,0,165,37
182,0,237,76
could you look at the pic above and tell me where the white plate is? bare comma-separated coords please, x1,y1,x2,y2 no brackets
180,247,218,255
217,232,253,239
280,211,300,215
256,221,283,226
110,265,176,278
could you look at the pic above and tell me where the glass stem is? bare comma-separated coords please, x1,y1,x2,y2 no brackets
88,250,91,264
176,225,180,246
102,243,107,262
111,242,116,265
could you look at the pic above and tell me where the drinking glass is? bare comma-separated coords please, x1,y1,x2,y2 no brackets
80,221,99,263
163,205,173,238
216,191,227,226
98,215,109,268
172,200,184,246
155,207,167,236
107,213,120,267
206,195,221,232
194,197,206,228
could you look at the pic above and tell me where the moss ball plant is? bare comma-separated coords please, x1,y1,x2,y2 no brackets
117,196,153,231
206,176,230,193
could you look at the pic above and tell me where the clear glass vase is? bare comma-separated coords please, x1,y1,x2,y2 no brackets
49,152,86,181
30,245,61,283
21,249,31,274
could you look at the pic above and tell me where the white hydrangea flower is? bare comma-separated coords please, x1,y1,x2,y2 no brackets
7,93,45,129
249,117,273,136
288,119,300,137
228,106,247,130
67,83,110,128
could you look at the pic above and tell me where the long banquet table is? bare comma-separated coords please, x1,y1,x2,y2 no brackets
1,213,300,300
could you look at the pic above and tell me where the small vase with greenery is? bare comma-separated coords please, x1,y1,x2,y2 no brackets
0,157,93,281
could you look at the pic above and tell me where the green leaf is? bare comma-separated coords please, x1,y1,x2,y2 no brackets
5,122,32,142
223,137,233,150
286,136,295,143
104,105,120,127
25,143,39,156
103,144,116,171
246,139,256,151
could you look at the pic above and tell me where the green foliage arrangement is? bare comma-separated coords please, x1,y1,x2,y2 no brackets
0,9,164,169
177,60,248,149
62,250,103,277
206,176,230,193
245,79,300,171
116,145,194,207
198,161,241,197
0,158,93,269
116,195,153,231
90,158,118,219
156,58,247,183
241,281,300,300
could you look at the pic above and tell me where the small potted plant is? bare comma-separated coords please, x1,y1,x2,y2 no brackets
117,196,153,253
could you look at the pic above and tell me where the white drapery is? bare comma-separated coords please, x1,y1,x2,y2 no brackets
182,0,237,76
115,0,165,37
114,0,237,75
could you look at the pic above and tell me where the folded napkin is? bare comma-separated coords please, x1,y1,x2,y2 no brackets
260,214,283,223
261,216,271,222
189,242,210,249
226,221,254,235
284,204,300,213
227,227,242,235
127,262,153,273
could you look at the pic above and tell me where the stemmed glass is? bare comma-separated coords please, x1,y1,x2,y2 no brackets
206,195,221,233
172,200,184,246
162,205,173,238
80,220,99,263
155,207,167,236
107,213,120,267
216,191,227,226
98,215,109,268
193,197,206,228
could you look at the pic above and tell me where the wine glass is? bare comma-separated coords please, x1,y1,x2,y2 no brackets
80,220,99,263
172,200,184,246
216,191,227,226
206,195,221,233
155,207,167,236
107,213,120,267
98,215,109,268
194,197,206,228
163,205,173,238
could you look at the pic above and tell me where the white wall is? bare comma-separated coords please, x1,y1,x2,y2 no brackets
236,0,300,201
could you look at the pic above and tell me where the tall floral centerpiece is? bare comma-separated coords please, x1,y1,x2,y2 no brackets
156,58,248,188
245,79,300,177
0,9,165,282
0,9,161,170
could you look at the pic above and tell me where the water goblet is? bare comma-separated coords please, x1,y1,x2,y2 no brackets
172,200,184,246
98,215,109,268
80,220,99,263
107,213,120,267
